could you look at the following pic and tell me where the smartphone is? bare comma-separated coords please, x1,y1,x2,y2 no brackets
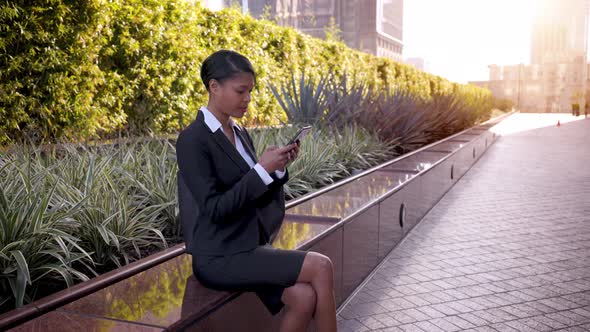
287,125,312,145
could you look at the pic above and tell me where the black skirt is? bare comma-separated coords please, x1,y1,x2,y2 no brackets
193,244,307,315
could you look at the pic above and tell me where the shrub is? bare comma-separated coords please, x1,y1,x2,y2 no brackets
1,1,492,145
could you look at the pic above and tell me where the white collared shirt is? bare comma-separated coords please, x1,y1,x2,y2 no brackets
200,106,285,185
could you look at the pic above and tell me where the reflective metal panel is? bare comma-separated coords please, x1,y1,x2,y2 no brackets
400,177,423,234
448,141,473,180
342,206,380,296
427,140,466,153
10,311,164,331
419,165,447,220
186,292,280,332
60,254,193,327
384,151,447,173
285,171,411,220
273,214,336,250
378,193,404,259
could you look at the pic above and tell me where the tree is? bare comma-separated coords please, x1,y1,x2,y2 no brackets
324,16,342,42
260,4,274,21
571,89,584,116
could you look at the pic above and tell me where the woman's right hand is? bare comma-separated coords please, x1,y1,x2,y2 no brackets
259,144,296,173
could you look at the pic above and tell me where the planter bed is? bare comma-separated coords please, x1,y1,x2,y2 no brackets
0,113,513,331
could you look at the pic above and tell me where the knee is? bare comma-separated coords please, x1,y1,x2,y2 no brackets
310,252,334,281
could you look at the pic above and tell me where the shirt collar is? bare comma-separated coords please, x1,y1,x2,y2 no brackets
200,106,240,133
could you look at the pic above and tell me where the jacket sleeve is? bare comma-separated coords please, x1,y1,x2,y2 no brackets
270,169,289,188
176,130,269,224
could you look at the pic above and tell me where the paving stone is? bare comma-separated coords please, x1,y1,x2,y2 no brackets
396,323,426,332
384,287,406,298
388,310,418,325
397,308,431,323
413,292,445,305
499,303,536,319
455,298,487,311
488,322,521,332
469,309,512,324
357,316,387,330
503,318,547,332
418,281,446,292
444,301,474,314
557,310,590,324
339,302,389,319
545,312,585,327
505,302,548,317
365,290,393,302
512,317,554,332
403,295,431,307
371,313,401,326
537,297,580,311
522,300,560,314
527,314,568,329
430,290,460,303
374,327,405,332
443,288,472,300
571,307,590,319
378,298,417,311
468,296,497,310
403,283,433,295
462,326,498,332
504,290,537,302
412,320,446,332
416,306,447,319
430,303,461,316
337,319,370,332
427,317,462,332
443,315,476,330
562,292,590,306
556,326,590,332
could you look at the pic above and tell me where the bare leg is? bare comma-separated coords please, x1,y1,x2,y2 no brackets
280,282,316,332
295,252,337,332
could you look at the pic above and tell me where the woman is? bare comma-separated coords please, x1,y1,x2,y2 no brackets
176,50,337,332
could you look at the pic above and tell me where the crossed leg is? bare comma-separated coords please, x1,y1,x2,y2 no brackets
280,252,336,332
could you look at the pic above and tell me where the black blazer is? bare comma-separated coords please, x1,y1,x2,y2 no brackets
176,110,289,256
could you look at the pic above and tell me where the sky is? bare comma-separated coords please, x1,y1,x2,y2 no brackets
403,0,536,84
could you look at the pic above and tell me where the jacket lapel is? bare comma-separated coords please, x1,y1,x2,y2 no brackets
197,111,250,173
235,127,258,163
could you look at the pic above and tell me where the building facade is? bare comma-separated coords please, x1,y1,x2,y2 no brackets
530,0,588,65
405,57,429,72
246,0,404,62
473,0,590,113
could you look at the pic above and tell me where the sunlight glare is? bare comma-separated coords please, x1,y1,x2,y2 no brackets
490,114,586,136
404,0,540,83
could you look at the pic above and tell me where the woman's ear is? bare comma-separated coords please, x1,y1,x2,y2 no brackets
209,79,221,95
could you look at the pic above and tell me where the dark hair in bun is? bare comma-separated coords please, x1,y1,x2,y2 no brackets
200,50,256,91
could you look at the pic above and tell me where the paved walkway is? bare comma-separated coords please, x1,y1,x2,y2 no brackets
337,114,590,332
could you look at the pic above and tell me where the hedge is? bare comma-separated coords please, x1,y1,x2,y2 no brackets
0,0,491,145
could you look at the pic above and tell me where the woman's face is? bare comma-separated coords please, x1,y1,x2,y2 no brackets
210,72,255,119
